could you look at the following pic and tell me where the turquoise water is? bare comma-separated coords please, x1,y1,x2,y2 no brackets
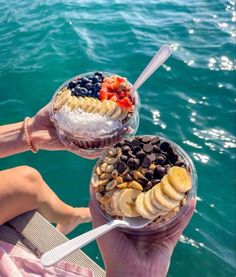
0,0,235,276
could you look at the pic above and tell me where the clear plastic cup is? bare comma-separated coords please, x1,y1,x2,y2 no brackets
90,135,197,237
49,72,140,157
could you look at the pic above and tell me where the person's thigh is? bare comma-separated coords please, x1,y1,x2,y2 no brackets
0,166,42,224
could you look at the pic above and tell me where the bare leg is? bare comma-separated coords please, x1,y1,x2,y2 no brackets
0,166,91,235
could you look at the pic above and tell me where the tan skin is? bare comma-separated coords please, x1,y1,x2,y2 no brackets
90,199,195,277
0,104,94,235
0,104,195,275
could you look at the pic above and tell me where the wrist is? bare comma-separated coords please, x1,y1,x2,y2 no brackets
28,117,47,150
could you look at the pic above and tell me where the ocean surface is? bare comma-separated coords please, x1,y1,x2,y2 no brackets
0,0,235,276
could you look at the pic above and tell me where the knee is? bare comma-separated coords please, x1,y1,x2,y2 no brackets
17,166,42,184
14,166,43,198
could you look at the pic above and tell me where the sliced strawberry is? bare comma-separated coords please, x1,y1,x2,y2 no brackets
107,92,115,99
99,90,108,100
117,97,132,110
112,77,125,90
110,95,118,102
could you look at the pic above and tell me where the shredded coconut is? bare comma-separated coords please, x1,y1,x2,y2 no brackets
53,105,122,136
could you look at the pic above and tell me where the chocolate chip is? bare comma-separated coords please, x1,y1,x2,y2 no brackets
128,151,136,158
123,173,133,182
122,145,131,154
141,136,151,144
147,153,156,162
115,161,127,173
124,139,132,146
145,170,153,180
120,155,128,162
165,164,171,171
167,145,174,155
151,137,160,145
143,144,153,153
114,142,122,148
139,143,144,149
134,158,140,169
127,158,136,170
161,151,168,156
153,179,161,185
155,155,166,165
155,165,166,176
175,161,185,167
141,157,151,168
144,181,153,191
160,141,170,152
138,175,149,185
130,139,140,149
133,146,142,155
169,154,179,164
153,145,160,153
136,151,146,160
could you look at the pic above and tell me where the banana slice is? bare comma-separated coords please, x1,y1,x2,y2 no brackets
98,100,109,116
101,202,114,216
135,193,154,219
68,96,79,110
149,188,169,212
167,166,192,193
74,97,84,109
90,99,102,113
118,189,141,217
110,106,122,120
65,95,74,108
161,175,184,201
144,189,166,216
85,98,96,113
54,90,70,111
111,190,124,216
81,97,92,112
105,199,123,217
152,184,179,210
99,190,115,205
118,109,128,120
105,101,117,116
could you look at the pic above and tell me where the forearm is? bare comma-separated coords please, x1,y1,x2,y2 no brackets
0,121,29,158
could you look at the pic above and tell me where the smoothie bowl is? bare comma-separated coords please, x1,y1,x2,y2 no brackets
49,72,140,156
91,135,197,236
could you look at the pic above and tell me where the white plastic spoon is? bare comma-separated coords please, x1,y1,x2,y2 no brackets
130,44,172,96
41,216,151,267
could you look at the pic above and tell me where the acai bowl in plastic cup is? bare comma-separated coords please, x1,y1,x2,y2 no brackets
49,72,140,157
90,135,197,237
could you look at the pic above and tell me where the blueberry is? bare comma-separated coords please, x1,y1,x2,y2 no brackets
92,75,102,83
81,77,89,82
80,87,88,95
67,80,78,89
70,88,76,95
80,77,90,86
74,84,81,91
74,90,80,97
92,91,99,98
95,71,103,77
93,82,101,92
87,90,93,96
88,76,94,81
85,82,93,90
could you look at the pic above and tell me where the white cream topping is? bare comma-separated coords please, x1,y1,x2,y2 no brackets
53,105,122,136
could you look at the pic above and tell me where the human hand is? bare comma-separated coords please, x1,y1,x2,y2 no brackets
29,104,100,159
90,199,195,277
